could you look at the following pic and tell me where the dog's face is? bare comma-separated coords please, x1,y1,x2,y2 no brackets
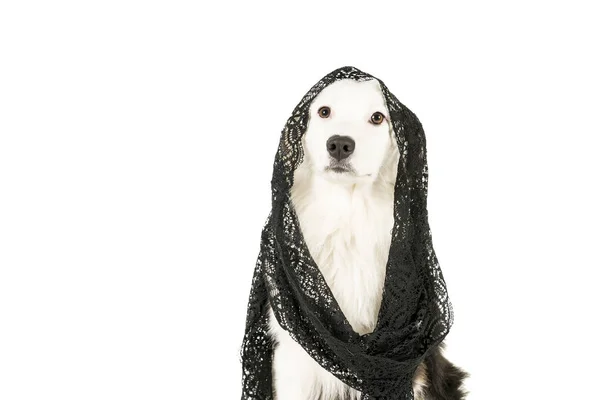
302,78,396,184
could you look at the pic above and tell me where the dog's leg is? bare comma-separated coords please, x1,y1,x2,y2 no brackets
272,332,320,400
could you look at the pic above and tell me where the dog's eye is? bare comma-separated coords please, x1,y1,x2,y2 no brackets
370,112,385,125
318,106,331,118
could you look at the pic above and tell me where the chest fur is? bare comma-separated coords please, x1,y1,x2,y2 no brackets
291,177,394,335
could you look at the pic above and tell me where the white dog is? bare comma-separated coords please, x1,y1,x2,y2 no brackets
268,78,466,400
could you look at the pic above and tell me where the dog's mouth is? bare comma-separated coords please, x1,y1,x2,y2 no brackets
325,162,354,174
327,166,351,174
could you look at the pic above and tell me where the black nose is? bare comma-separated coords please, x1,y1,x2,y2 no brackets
326,135,355,161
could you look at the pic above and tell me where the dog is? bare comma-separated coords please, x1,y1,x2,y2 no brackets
267,78,467,399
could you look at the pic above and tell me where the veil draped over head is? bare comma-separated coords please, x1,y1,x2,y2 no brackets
240,66,453,400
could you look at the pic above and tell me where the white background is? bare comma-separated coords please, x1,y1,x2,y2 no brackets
1,1,599,399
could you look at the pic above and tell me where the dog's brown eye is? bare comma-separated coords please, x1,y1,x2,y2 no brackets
318,106,331,118
370,112,385,125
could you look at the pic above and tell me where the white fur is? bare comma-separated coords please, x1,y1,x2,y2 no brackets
268,79,425,399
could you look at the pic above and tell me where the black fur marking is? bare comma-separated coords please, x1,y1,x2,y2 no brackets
422,343,468,400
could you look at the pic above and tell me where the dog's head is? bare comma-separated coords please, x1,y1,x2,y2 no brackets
301,78,399,185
